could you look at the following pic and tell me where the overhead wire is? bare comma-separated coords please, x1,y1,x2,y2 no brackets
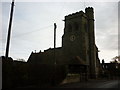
6,3,66,39
12,24,53,38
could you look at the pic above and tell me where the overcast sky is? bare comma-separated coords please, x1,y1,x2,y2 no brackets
1,0,119,62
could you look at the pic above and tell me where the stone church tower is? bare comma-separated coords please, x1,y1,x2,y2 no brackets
62,7,97,78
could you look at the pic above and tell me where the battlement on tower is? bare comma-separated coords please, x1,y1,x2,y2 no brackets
85,7,94,13
85,7,93,10
65,10,86,20
64,7,94,21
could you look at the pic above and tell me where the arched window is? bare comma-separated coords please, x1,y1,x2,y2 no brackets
74,22,79,31
84,23,88,32
68,24,72,32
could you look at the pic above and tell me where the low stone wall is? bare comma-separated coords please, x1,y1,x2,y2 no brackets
61,74,80,84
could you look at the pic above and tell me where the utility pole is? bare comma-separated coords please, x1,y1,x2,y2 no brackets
52,23,57,86
54,23,57,65
5,0,15,59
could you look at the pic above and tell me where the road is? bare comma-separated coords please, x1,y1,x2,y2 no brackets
97,80,119,88
11,79,120,89
57,79,120,88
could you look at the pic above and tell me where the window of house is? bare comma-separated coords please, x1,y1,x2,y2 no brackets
103,65,104,68
116,65,118,69
106,65,108,69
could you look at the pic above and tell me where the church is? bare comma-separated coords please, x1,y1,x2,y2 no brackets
28,7,101,79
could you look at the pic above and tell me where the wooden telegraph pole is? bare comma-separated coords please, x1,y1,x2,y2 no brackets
54,23,57,65
5,0,15,59
52,23,57,86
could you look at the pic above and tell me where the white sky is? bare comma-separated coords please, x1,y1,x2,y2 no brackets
1,0,119,63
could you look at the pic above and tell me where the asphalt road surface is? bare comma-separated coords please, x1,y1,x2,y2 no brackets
58,79,120,88
12,79,120,89
97,80,119,88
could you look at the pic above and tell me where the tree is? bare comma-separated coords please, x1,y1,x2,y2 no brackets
16,58,26,62
110,55,120,63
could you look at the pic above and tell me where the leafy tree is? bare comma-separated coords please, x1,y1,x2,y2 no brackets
110,55,120,63
16,58,26,62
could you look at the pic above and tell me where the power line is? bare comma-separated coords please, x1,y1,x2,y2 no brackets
3,3,66,39
12,21,63,38
13,25,53,37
